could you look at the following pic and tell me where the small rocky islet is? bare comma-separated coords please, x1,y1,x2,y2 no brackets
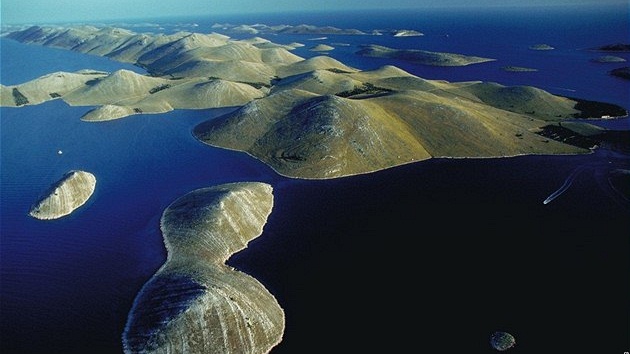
29,170,96,220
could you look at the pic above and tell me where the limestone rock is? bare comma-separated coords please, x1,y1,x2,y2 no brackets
29,170,96,220
123,182,284,354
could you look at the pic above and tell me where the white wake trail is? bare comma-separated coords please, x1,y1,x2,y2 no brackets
543,165,588,205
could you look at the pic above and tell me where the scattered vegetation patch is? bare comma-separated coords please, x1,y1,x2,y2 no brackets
241,81,270,89
49,92,62,98
567,97,628,118
277,153,305,162
535,124,598,149
12,88,29,106
133,108,143,113
149,83,171,94
336,82,392,98
325,68,353,74
85,78,101,86
538,124,630,153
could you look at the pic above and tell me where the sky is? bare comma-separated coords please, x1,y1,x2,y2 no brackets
1,0,627,24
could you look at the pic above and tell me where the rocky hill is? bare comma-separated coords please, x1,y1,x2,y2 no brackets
4,25,627,179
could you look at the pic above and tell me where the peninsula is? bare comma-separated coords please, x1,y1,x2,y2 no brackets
29,170,96,220
123,182,283,354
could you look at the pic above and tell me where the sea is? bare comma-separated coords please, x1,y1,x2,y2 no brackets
1,5,629,353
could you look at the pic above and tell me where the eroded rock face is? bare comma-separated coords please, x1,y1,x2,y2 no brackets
29,170,96,220
123,182,284,354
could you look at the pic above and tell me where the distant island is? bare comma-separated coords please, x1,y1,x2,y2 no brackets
2,25,626,180
529,44,555,50
310,44,335,52
123,182,284,354
29,170,96,220
610,66,630,80
591,43,630,52
209,22,423,37
356,44,496,66
591,55,627,63
389,29,424,37
502,66,538,72
212,23,367,35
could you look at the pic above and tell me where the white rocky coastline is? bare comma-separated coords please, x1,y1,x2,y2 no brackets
29,170,96,220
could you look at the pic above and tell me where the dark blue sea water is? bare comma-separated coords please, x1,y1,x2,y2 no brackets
1,5,629,353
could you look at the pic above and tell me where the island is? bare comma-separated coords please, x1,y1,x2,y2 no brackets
2,25,626,180
193,67,626,179
490,331,516,351
209,22,425,37
591,55,627,63
609,66,630,80
591,43,630,52
309,44,335,52
502,66,538,72
356,44,496,66
29,170,96,220
529,44,555,50
274,24,365,35
123,182,284,354
390,29,424,37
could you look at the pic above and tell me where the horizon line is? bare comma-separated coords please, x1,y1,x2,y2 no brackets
1,2,627,26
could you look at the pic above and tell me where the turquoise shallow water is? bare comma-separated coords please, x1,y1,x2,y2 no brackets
1,5,629,353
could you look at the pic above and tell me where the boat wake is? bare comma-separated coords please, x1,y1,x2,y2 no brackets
543,151,630,209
